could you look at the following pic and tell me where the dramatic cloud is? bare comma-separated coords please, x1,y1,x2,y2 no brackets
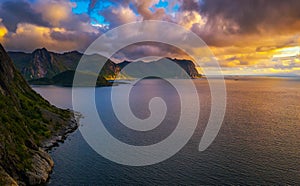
134,0,166,20
176,11,206,29
113,42,188,61
0,0,300,75
199,0,300,35
179,0,200,12
1,0,100,52
100,6,139,28
34,0,75,27
0,0,50,32
0,19,8,43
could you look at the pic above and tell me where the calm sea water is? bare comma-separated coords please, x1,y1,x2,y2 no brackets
33,77,300,185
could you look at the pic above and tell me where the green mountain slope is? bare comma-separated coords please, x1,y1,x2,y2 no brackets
0,44,76,185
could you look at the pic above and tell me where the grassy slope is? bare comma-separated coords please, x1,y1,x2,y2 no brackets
0,44,73,184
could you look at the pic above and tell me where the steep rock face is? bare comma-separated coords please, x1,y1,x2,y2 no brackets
0,44,74,185
0,166,18,186
25,150,54,185
167,58,200,78
29,48,62,78
9,48,68,80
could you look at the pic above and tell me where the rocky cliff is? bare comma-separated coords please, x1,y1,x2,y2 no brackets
0,44,76,185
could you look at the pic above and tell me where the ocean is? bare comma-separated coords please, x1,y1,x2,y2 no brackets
33,77,300,185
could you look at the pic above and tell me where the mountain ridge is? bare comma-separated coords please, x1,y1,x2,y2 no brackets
8,48,202,83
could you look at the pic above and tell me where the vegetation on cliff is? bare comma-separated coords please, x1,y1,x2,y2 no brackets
0,44,75,185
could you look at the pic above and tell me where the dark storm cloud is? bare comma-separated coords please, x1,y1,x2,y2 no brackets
50,30,98,43
99,6,135,28
199,0,300,34
50,31,77,41
256,35,300,52
50,30,99,51
113,42,187,61
0,0,50,32
179,0,200,12
61,13,91,31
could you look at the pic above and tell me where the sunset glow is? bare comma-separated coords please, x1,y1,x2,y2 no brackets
0,0,299,76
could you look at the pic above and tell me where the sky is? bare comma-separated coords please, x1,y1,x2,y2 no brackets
0,0,300,75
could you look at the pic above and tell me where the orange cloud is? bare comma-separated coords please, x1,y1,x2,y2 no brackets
35,0,74,27
177,11,206,29
0,0,299,75
0,21,8,41
3,23,80,52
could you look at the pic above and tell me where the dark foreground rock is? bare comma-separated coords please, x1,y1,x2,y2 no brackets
25,112,80,185
0,113,80,186
25,150,54,185
0,43,80,185
41,112,81,151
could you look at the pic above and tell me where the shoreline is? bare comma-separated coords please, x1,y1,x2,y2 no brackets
24,111,82,185
41,111,82,151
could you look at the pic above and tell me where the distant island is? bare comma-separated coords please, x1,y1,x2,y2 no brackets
0,44,79,185
8,48,202,86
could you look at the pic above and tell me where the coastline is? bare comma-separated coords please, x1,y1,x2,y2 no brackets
41,111,82,151
24,111,82,185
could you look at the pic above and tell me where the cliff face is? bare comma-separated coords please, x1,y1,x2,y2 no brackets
167,58,201,79
0,44,75,185
9,48,68,80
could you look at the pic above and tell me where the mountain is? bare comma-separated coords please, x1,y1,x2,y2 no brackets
0,44,77,185
9,49,201,83
8,49,118,81
118,58,202,79
8,48,68,80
